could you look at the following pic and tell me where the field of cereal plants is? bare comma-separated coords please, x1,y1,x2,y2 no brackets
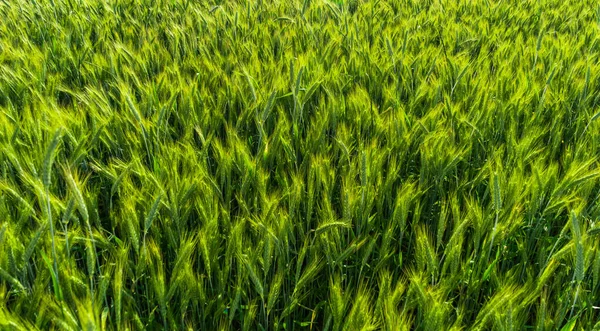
1,0,600,329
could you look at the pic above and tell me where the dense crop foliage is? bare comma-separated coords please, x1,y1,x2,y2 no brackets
1,0,600,329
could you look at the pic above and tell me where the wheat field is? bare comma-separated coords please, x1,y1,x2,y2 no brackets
1,0,600,330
